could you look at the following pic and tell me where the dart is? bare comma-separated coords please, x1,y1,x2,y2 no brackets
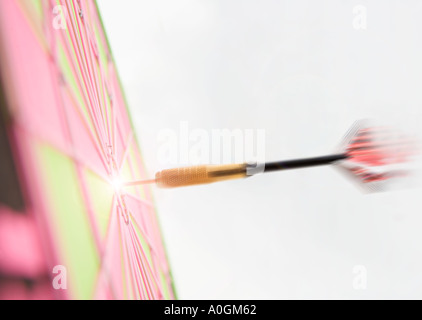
124,121,420,190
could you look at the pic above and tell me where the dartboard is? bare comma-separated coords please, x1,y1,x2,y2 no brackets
0,0,175,299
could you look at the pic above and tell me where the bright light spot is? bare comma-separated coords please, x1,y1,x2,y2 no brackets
111,177,123,192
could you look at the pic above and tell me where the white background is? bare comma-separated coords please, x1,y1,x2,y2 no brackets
98,0,422,299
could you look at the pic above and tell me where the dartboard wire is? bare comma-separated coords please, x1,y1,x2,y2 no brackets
61,85,110,177
78,8,113,152
128,218,163,298
131,204,164,276
108,64,118,159
116,128,156,208
123,192,154,208
61,27,108,161
91,0,111,60
126,140,172,279
126,196,157,250
65,1,108,150
57,26,107,160
126,194,156,253
68,0,104,129
126,191,169,279
93,7,120,154
71,0,112,149
100,196,145,298
50,0,113,175
115,133,158,240
85,13,114,152
129,223,152,300
125,144,157,209
131,141,154,199
117,130,134,173
126,192,163,271
65,3,104,137
116,132,158,207
126,142,143,185
111,198,165,295
93,195,124,300
127,222,156,299
121,216,147,299
97,64,113,156
118,209,140,299
122,219,146,301
111,92,117,160
119,132,153,205
57,22,112,175
99,195,118,265
114,190,148,299
75,161,104,255
129,216,160,297
114,210,131,299
133,211,170,297
126,221,154,299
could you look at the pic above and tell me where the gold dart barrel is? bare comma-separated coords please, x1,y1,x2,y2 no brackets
155,163,248,188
